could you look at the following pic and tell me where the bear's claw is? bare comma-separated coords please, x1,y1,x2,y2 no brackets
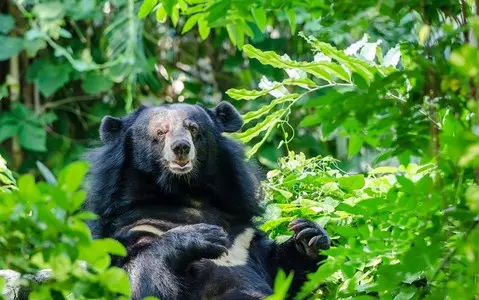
288,218,331,258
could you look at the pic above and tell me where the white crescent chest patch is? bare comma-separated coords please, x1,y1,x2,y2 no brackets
211,228,255,267
129,225,255,267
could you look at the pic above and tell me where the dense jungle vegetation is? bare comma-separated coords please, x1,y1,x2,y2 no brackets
0,0,478,299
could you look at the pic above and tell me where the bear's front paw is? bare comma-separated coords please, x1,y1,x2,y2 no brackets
288,219,331,258
168,223,230,265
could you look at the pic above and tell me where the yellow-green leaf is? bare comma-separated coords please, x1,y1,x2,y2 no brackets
138,0,158,18
251,7,267,32
182,13,203,34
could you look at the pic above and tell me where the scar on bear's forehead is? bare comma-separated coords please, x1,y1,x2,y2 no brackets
147,108,189,135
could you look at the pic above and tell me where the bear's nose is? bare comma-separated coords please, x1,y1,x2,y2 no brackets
171,140,191,157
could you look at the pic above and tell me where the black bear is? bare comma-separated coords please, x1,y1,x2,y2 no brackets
84,102,330,299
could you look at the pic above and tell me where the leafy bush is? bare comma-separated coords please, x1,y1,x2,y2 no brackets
261,153,479,299
0,161,131,299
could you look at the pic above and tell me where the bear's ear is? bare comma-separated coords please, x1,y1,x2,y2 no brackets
100,116,123,144
213,101,243,133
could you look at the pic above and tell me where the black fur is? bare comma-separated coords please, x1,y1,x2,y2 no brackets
84,102,330,299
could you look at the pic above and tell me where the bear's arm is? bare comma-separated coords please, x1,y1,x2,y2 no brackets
112,223,231,300
266,219,331,298
267,238,326,297
125,239,192,300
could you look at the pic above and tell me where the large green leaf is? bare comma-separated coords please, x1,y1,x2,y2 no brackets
242,94,298,124
251,7,267,32
27,60,72,97
58,161,89,193
243,45,350,82
82,72,114,95
19,123,47,152
0,14,15,34
0,115,20,142
0,36,23,61
100,267,131,295
234,110,283,143
226,23,244,48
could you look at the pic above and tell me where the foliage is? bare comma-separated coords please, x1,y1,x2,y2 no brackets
0,0,418,174
0,162,131,299
261,153,479,299
137,0,313,48
2,0,479,299
227,33,400,159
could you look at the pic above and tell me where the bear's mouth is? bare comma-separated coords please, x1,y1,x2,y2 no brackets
168,160,193,174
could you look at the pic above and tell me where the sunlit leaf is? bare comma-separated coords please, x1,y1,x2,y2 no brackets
138,0,158,18
251,7,267,31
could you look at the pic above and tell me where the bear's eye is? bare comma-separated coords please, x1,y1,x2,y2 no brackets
157,128,168,136
188,125,199,136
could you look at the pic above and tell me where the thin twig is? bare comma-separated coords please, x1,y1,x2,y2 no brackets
39,95,99,113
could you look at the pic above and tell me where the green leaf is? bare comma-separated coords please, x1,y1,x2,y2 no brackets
286,9,296,35
299,114,321,127
242,94,297,124
58,161,89,193
0,14,15,34
301,34,377,83
33,2,65,20
265,269,294,300
50,253,72,280
226,78,312,100
19,123,47,152
369,166,398,174
82,72,114,95
335,226,358,237
298,261,341,298
0,36,23,61
27,61,72,97
23,38,47,57
206,0,229,23
138,0,158,18
101,267,131,295
171,4,179,26
155,4,167,22
338,174,365,191
182,13,203,34
226,23,244,48
251,7,267,32
233,110,282,143
161,0,176,17
0,277,5,294
393,290,416,300
0,122,20,143
226,88,271,100
17,174,41,199
93,238,127,256
242,44,350,82
348,136,363,157
198,19,210,40
39,112,58,124
70,190,87,212
465,185,479,213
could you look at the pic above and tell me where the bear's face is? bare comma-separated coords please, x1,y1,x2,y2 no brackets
99,102,243,177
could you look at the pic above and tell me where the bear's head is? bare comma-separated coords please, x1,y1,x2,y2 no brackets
85,101,262,231
99,101,243,180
